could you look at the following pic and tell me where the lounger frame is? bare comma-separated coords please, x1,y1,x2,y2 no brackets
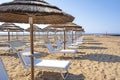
17,50,70,80
0,59,10,80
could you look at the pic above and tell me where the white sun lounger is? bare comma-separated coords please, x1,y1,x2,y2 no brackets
56,40,79,49
17,49,70,80
9,40,41,56
75,36,84,42
67,36,83,46
0,59,10,80
9,40,28,51
46,42,77,59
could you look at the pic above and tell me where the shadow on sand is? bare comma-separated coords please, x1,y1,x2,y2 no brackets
0,52,18,58
0,44,9,47
67,73,85,80
79,46,107,50
117,42,120,46
76,53,120,62
83,42,102,45
84,38,94,41
60,53,120,62
35,71,85,80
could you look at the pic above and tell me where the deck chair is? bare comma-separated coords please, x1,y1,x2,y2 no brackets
74,36,84,43
67,37,83,46
45,42,77,59
9,40,41,56
56,40,79,49
17,49,70,80
9,40,28,51
0,59,10,80
55,40,63,49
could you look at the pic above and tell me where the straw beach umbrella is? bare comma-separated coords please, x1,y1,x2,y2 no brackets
0,0,74,80
73,28,85,39
25,25,42,41
25,25,42,32
42,26,57,39
0,22,24,42
48,22,82,49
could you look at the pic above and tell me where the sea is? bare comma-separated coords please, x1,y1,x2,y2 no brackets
0,32,120,36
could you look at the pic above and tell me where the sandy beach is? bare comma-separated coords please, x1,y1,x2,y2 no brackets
0,35,120,80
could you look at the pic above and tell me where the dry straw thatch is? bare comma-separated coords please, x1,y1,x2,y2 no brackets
0,0,74,80
74,28,85,32
0,22,24,32
0,0,74,24
48,22,82,30
25,25,42,32
42,26,57,32
0,22,24,42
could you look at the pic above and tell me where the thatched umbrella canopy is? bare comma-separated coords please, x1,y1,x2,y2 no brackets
42,27,57,39
0,22,24,42
43,27,65,41
73,28,84,32
0,0,74,80
48,22,82,49
48,22,82,29
43,26,57,32
0,0,74,23
25,25,42,32
73,28,85,40
42,27,57,34
25,25,42,41
0,22,24,31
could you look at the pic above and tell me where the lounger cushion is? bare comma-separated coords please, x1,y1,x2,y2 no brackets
53,49,76,53
34,60,70,70
20,48,40,56
60,50,76,53
46,42,77,54
67,45,79,49
19,51,71,70
76,41,83,44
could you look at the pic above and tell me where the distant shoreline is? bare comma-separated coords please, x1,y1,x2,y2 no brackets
0,34,120,36
84,33,120,36
0,33,120,36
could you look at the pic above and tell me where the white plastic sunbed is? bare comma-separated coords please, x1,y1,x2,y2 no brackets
9,40,41,56
9,40,27,51
0,59,10,80
46,42,77,59
56,40,79,49
67,36,83,46
17,49,71,80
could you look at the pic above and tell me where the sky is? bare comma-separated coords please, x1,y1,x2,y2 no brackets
0,0,120,34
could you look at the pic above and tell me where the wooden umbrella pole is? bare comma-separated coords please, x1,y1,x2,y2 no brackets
64,27,66,49
29,16,34,80
75,31,76,40
34,31,35,42
55,30,57,40
39,32,40,40
7,30,10,50
47,30,49,39
72,30,73,43
16,32,18,40
12,32,13,40
8,30,10,42
23,31,24,41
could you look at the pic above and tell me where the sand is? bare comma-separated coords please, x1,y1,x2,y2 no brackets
0,35,120,80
